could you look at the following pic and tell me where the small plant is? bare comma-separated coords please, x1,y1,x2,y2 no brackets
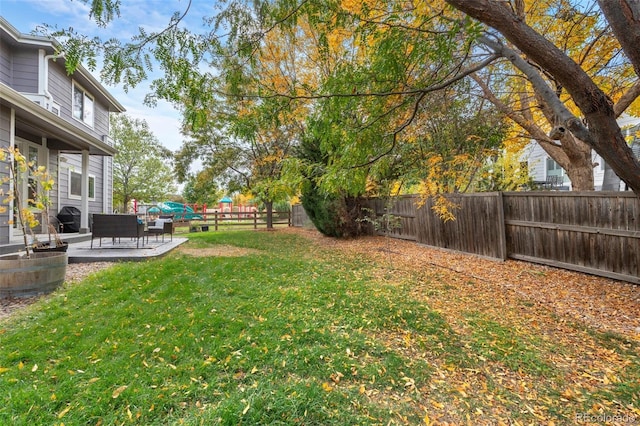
0,146,37,257
358,202,403,270
359,206,403,238
0,146,64,256
30,165,66,250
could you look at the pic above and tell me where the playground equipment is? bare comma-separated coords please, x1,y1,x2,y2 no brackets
148,202,204,220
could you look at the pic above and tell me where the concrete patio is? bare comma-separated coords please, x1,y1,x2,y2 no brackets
1,233,187,263
67,236,188,263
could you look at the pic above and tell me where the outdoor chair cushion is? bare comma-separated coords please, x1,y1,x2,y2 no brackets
149,218,172,229
147,218,173,242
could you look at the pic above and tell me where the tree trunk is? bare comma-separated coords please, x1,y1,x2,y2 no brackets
559,135,595,191
565,162,595,191
265,200,273,229
447,0,640,196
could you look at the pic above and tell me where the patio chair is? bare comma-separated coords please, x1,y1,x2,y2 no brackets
147,218,173,243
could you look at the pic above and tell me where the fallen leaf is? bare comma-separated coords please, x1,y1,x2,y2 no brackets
112,385,128,399
322,382,333,392
57,405,71,418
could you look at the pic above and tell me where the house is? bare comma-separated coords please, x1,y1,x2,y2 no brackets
0,17,124,245
522,114,640,190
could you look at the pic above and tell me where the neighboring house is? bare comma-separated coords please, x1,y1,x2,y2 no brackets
522,114,640,191
0,17,124,244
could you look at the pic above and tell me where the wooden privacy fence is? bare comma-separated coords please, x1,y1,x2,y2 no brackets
292,192,639,284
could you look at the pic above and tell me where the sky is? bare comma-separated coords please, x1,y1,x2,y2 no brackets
0,0,217,153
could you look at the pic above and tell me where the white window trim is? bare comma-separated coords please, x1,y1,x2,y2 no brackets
72,80,95,128
68,168,96,201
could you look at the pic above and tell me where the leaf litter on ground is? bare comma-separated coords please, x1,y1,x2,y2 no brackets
281,227,640,424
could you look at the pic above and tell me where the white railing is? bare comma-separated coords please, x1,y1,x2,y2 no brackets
21,93,61,117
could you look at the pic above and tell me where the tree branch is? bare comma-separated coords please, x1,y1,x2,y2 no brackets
477,34,595,146
614,80,640,117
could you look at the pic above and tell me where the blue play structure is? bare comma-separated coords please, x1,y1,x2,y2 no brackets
148,202,204,220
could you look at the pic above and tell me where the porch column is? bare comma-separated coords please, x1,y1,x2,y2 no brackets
80,150,90,233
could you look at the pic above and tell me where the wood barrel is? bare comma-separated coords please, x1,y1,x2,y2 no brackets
0,252,68,298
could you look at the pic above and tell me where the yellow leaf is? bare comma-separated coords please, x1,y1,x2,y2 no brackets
112,385,128,399
322,382,333,392
18,361,24,370
57,405,71,418
0,367,9,374
31,364,38,372
430,400,444,409
242,402,251,415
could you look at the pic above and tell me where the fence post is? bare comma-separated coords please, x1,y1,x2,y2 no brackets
254,211,257,229
214,212,218,231
496,192,508,260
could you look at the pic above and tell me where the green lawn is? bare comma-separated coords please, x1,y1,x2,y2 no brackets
0,230,638,425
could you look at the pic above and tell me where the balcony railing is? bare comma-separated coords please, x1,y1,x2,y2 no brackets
21,93,61,117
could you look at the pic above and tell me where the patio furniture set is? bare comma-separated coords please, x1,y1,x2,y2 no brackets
90,214,174,249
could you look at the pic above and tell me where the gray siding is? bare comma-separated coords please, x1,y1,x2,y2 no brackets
0,106,10,244
0,40,12,86
46,151,60,219
103,156,113,213
93,99,110,138
10,48,38,93
48,61,111,141
58,153,109,214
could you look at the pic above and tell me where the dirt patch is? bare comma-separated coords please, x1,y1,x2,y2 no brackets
177,245,261,257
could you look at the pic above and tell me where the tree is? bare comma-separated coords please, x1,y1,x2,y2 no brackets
176,99,298,228
110,114,176,212
49,0,640,196
181,169,222,206
445,0,640,194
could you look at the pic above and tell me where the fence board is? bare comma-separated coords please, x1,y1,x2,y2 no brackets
365,193,506,260
293,192,639,284
503,192,639,284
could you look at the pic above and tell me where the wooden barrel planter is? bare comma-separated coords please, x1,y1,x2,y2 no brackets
0,252,68,298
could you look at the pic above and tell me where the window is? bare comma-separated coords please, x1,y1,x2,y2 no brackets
546,158,564,177
546,157,565,187
72,83,94,127
69,169,95,200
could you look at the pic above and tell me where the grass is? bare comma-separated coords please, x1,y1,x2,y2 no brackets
0,230,638,425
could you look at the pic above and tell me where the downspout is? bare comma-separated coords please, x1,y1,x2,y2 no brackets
40,49,65,108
